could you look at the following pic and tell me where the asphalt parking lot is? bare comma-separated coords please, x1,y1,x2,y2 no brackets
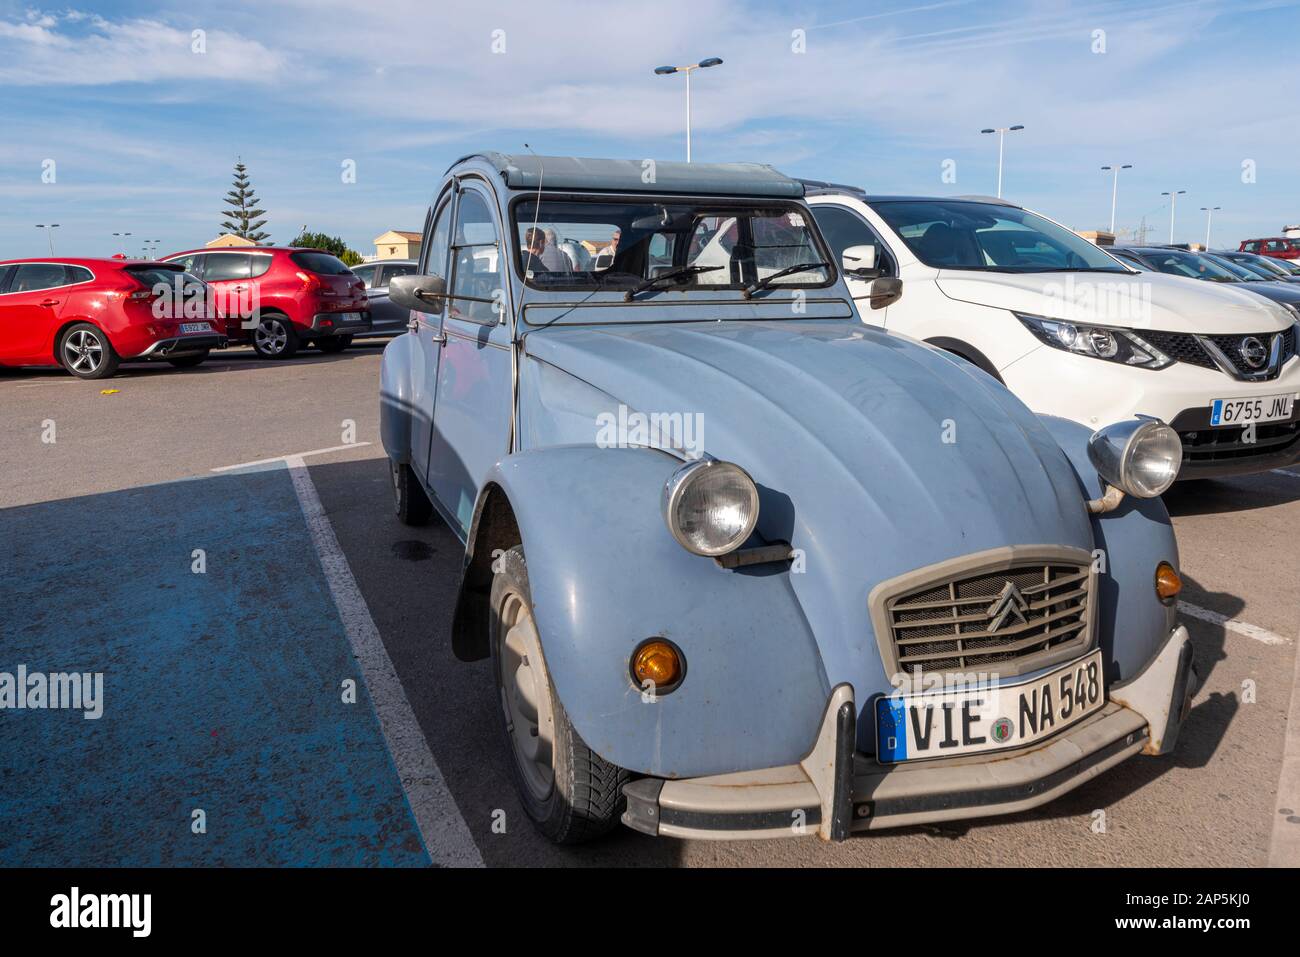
2,343,1298,867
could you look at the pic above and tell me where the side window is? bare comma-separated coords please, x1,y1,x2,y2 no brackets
423,203,452,285
203,254,252,281
353,264,377,288
168,255,198,274
381,263,417,285
0,265,15,292
11,263,71,292
449,188,503,325
249,254,273,278
65,266,93,284
1243,242,1260,252
810,205,893,276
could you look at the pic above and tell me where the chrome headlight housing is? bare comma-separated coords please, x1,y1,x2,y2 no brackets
1087,419,1182,498
662,459,760,556
1016,313,1173,370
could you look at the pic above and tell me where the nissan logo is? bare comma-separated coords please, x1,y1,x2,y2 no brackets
1238,336,1269,370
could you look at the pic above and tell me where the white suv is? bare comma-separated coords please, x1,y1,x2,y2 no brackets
804,185,1300,479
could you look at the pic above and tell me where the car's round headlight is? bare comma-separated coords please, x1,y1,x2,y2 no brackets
662,459,760,556
1087,419,1182,498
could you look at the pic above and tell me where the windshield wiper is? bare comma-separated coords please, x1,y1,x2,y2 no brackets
623,265,722,301
743,262,829,298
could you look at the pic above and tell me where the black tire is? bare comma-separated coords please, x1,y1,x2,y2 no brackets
166,350,209,369
317,335,352,354
391,460,432,526
250,314,300,359
489,545,630,844
59,323,120,380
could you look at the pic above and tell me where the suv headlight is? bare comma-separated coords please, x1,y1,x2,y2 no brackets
1088,419,1182,498
663,459,760,556
1016,313,1173,370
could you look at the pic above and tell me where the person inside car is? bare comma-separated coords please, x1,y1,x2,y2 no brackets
523,227,570,273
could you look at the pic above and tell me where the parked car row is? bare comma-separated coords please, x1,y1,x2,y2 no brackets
0,246,385,378
377,152,1282,846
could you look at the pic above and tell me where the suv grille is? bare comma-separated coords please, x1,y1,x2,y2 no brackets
880,557,1094,677
1141,327,1297,377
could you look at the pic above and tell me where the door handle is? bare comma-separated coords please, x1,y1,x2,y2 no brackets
429,330,447,344
40,299,60,306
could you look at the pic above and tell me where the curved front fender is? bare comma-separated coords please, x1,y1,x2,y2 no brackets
379,333,421,464
478,446,831,779
1037,415,1180,682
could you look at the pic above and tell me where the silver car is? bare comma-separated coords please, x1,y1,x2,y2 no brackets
352,259,419,336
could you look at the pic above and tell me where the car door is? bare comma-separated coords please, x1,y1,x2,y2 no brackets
809,203,897,322
0,263,73,364
424,180,514,535
410,202,452,489
200,253,253,335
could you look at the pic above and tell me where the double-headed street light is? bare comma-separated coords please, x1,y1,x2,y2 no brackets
1101,164,1133,235
1161,190,1187,244
980,125,1024,198
654,57,723,163
1201,207,1221,249
35,224,60,255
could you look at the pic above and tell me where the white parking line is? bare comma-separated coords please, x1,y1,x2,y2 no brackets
287,455,484,867
211,443,372,472
1269,614,1300,866
1178,601,1293,646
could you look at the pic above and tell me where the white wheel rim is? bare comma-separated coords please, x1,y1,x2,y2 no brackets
498,591,555,800
64,330,103,373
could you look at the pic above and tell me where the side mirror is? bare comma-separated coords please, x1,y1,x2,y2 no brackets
868,276,903,310
389,273,447,313
842,244,880,280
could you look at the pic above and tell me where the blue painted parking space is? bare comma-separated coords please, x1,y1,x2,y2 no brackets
0,467,429,866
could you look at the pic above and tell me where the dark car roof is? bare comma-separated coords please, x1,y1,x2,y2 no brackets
449,152,805,198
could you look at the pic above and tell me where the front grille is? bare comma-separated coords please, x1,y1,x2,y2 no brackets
1142,327,1297,378
1141,330,1215,369
880,556,1094,677
1180,420,1300,463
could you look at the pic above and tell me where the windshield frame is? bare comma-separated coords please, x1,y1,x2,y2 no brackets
507,191,839,295
869,198,1135,274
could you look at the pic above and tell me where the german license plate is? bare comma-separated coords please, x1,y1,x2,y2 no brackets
875,649,1105,763
1209,393,1295,427
179,322,211,334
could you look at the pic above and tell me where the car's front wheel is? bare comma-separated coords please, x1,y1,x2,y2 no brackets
251,314,299,359
60,323,120,379
490,545,630,844
317,335,352,354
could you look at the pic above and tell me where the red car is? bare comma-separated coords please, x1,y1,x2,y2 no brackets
1239,237,1300,261
160,247,370,358
0,258,226,379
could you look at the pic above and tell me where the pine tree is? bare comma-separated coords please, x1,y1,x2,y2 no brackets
220,160,270,242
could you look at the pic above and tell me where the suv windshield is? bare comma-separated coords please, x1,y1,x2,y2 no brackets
512,199,832,292
871,199,1129,273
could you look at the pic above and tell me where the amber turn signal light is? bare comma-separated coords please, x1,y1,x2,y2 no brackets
1155,562,1182,606
630,639,685,695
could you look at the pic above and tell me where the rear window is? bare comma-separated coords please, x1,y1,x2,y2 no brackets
290,252,353,275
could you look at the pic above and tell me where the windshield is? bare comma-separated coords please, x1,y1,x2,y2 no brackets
1204,254,1266,281
1136,249,1243,282
511,199,832,292
871,199,1129,273
1234,254,1291,278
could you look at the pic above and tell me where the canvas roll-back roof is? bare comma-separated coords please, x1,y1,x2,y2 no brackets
448,152,805,198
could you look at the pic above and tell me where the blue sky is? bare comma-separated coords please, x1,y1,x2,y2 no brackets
1,0,1297,260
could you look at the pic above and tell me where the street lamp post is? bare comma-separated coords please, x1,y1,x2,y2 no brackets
980,125,1024,198
1200,207,1221,250
654,57,723,163
1161,190,1187,244
1100,164,1132,235
35,224,60,255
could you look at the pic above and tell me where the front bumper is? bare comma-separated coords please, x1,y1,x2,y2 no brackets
135,333,227,358
1167,406,1300,478
622,625,1195,841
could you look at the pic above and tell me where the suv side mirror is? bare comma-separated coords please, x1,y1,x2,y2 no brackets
868,276,903,310
389,273,447,313
842,244,880,280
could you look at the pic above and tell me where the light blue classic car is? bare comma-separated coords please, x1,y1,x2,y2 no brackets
379,152,1197,844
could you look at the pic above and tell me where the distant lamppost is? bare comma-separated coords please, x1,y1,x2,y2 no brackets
980,125,1024,198
1100,164,1132,235
35,224,60,255
1161,190,1187,244
1200,207,1221,250
654,57,724,163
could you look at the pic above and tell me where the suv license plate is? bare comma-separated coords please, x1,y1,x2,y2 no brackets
1210,393,1295,427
